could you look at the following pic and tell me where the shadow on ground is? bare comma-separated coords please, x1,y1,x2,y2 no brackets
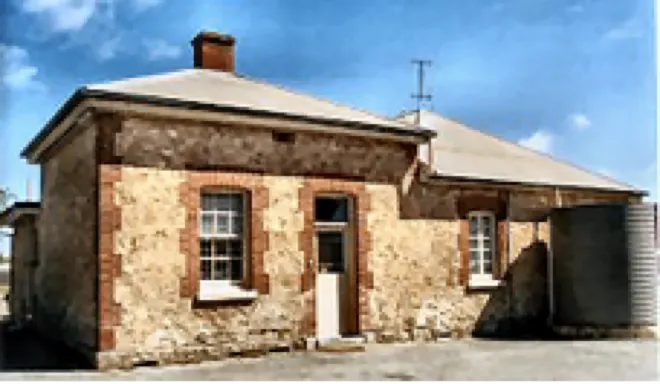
0,320,92,371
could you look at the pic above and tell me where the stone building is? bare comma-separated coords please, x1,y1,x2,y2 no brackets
1,32,644,369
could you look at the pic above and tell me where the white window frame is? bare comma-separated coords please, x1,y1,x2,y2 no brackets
198,191,257,301
468,211,500,287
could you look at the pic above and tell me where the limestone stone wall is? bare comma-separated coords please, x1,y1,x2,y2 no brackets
365,181,633,340
366,183,465,337
366,184,513,339
113,167,188,349
104,164,638,359
109,167,308,355
36,122,98,351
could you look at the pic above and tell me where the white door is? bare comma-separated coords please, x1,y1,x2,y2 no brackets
315,230,346,341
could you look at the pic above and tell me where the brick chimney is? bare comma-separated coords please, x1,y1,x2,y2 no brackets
191,31,236,72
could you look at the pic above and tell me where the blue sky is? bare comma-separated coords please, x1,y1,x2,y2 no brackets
0,0,657,241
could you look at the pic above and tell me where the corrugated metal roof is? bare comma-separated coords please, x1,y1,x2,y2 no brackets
86,69,418,131
398,110,643,193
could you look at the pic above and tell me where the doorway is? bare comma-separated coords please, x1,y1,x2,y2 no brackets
314,195,358,340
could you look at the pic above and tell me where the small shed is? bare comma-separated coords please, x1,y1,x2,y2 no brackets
0,202,41,325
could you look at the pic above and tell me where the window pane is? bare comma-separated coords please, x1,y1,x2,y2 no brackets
231,194,244,212
228,240,242,258
201,259,212,280
315,197,349,223
214,260,230,280
469,215,479,235
218,195,233,211
201,195,215,211
230,259,243,282
213,240,227,257
202,193,243,211
318,232,345,273
216,214,230,234
482,217,492,233
484,260,493,274
200,213,214,235
233,216,243,235
483,238,492,249
483,249,494,263
469,238,479,249
470,250,480,273
201,240,212,258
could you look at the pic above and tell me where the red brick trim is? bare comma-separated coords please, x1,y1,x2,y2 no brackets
459,219,470,286
98,165,122,351
181,172,270,298
495,219,508,280
298,178,373,337
457,192,509,286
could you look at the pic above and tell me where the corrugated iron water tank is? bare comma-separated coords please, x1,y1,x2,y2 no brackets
550,203,658,327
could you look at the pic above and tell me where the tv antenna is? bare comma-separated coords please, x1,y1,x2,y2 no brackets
411,59,433,125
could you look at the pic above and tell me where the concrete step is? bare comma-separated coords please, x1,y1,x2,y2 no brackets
316,336,367,353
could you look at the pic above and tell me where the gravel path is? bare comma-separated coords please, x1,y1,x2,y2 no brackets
1,340,657,381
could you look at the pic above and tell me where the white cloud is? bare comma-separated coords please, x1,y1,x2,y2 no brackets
143,39,182,61
20,0,166,61
604,19,643,41
517,130,554,154
568,113,592,131
22,0,99,32
0,45,43,90
22,0,163,33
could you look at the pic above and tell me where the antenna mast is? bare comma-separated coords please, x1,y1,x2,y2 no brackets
411,59,432,125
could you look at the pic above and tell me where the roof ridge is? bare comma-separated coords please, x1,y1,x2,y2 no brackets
405,110,643,192
233,72,415,129
86,68,198,90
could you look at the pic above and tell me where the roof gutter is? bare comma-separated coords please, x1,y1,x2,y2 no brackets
21,88,87,159
427,173,648,197
22,88,436,162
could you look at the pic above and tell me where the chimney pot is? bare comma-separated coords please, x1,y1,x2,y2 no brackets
191,31,236,72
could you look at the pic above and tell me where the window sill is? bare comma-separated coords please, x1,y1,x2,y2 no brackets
197,287,259,302
468,277,504,289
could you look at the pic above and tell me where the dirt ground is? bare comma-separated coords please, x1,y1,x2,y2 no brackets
0,329,657,381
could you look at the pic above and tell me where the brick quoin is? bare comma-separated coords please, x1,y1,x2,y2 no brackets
98,165,122,351
298,178,373,337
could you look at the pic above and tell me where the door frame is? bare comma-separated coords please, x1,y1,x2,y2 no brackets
312,194,359,338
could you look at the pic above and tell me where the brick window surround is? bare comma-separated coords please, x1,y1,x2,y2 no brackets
298,179,373,337
180,172,270,298
457,193,509,285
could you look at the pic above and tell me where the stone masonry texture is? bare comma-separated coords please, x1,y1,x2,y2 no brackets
35,115,98,354
111,116,416,183
27,110,642,368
